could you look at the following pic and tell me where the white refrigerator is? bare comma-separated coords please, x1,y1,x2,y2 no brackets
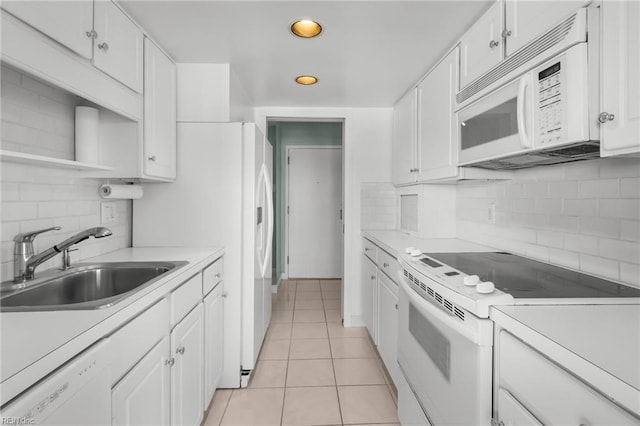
133,122,273,388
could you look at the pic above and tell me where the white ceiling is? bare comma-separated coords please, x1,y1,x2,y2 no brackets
119,0,492,108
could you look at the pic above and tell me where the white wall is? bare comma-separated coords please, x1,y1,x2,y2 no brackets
0,65,132,281
457,157,640,288
361,183,397,230
255,107,393,326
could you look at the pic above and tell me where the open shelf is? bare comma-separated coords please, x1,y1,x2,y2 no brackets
0,150,113,171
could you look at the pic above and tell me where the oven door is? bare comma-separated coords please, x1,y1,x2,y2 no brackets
397,272,494,426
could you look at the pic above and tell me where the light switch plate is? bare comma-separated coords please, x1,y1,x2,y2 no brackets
101,202,117,224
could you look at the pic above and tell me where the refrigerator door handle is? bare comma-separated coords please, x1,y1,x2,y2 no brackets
258,163,274,278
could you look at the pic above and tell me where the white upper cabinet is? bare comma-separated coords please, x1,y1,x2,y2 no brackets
392,88,418,185
504,0,589,56
599,0,640,157
1,0,94,59
459,0,503,89
417,48,459,181
143,38,177,180
93,1,143,93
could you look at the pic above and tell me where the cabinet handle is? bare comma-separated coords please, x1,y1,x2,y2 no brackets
176,346,186,355
364,248,370,252
148,155,157,162
489,40,499,49
222,292,228,298
598,112,615,123
395,303,398,310
409,168,419,173
97,42,109,51
85,30,97,39
370,275,376,280
215,273,222,278
383,262,389,268
501,29,512,38
165,357,175,367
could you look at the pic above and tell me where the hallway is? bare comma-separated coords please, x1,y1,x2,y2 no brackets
203,279,400,425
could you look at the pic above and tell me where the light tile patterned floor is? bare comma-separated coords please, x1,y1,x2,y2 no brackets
203,279,400,426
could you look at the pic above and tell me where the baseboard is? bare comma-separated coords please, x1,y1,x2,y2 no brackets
272,273,287,293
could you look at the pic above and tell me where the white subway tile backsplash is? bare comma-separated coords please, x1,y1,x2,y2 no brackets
620,220,640,242
599,158,640,178
599,238,640,264
548,248,580,270
564,199,598,216
458,158,640,286
620,263,640,288
578,216,619,239
600,199,640,219
1,66,132,279
621,178,640,198
579,254,619,281
564,233,599,255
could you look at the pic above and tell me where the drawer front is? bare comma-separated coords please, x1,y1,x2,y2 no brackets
203,257,223,295
170,273,203,327
498,330,639,425
377,249,399,283
110,298,169,386
363,238,377,263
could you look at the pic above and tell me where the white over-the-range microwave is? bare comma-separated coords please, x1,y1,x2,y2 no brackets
456,7,601,170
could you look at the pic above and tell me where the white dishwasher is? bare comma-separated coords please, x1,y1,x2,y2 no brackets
1,339,112,425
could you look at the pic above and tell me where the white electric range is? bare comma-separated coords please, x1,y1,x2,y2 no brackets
396,249,640,426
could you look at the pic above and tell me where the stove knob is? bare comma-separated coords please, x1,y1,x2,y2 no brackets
405,247,416,254
477,281,495,294
463,275,480,286
410,249,422,257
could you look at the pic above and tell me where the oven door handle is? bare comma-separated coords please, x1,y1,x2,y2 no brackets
397,270,481,344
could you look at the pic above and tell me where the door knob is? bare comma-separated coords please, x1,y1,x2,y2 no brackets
176,346,186,355
97,42,109,51
148,155,157,162
165,357,175,367
489,40,499,49
598,112,615,123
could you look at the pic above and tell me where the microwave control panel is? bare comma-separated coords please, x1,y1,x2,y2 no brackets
537,61,566,144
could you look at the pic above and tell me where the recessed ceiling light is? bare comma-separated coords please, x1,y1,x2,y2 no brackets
290,20,322,38
295,75,318,85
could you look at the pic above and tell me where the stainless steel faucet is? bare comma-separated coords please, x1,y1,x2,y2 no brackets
13,226,113,282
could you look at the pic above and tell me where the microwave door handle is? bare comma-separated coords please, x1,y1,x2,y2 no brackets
517,75,533,148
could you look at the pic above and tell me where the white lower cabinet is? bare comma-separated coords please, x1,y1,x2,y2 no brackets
112,336,171,426
496,330,639,425
203,282,224,407
361,255,378,343
377,272,399,385
170,303,204,426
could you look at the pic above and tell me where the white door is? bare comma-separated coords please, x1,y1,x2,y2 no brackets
288,147,342,278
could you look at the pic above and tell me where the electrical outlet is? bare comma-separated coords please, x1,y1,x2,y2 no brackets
101,202,117,224
488,203,496,224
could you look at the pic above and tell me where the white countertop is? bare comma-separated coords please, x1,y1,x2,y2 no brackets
362,229,495,257
0,247,223,405
491,304,640,416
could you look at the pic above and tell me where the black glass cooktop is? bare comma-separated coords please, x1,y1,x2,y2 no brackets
425,252,640,299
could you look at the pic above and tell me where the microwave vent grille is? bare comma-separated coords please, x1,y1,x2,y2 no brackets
457,11,580,103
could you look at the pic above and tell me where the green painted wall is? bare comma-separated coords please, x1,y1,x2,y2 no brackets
268,121,343,282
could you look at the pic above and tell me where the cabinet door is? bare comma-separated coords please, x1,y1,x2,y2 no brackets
171,303,204,426
460,0,503,88
417,48,459,182
504,0,588,56
392,88,418,185
1,0,93,59
377,274,398,385
93,1,143,93
143,37,177,179
204,284,224,407
361,255,378,343
497,387,542,426
112,336,171,426
600,0,640,156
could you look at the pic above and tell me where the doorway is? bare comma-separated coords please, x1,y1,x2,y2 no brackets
287,146,342,278
267,120,344,283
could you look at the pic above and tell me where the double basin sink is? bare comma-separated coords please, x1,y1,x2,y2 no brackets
0,261,187,311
